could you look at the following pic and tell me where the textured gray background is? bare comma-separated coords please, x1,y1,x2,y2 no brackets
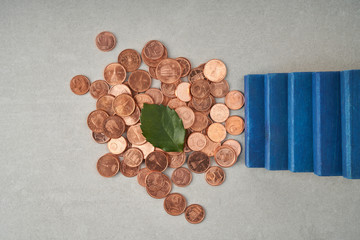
1,0,360,239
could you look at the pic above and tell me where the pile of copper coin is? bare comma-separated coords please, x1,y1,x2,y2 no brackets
70,31,245,224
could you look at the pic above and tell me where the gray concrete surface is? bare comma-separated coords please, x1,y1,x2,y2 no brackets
1,0,360,239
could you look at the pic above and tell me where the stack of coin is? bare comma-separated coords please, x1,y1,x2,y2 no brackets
70,35,245,224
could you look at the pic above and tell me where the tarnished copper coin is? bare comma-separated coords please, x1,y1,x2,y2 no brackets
222,139,242,156
127,123,146,145
123,147,144,167
161,80,181,98
96,153,119,177
201,136,221,157
118,49,141,72
107,136,127,155
185,204,205,224
205,166,225,186
225,90,245,110
164,193,187,216
210,103,230,123
87,110,109,133
190,79,210,99
137,168,152,187
96,94,115,115
176,57,191,77
128,70,152,92
146,172,172,199
188,68,206,83
168,152,186,168
210,80,229,98
104,63,126,86
89,80,109,99
132,142,155,159
145,88,164,105
92,132,110,144
144,40,164,60
167,98,186,109
207,123,226,143
175,82,192,102
187,151,210,173
70,75,90,95
113,94,136,117
191,96,213,112
134,93,154,109
102,115,125,139
95,31,116,52
175,106,195,129
187,132,207,151
203,59,227,82
225,116,244,135
120,160,140,177
214,145,237,168
156,58,182,84
141,45,168,67
108,84,132,97
171,167,192,187
148,66,157,79
122,106,140,126
145,151,168,172
190,112,208,132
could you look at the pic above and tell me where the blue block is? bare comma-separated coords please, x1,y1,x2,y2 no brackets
341,70,360,179
288,72,314,172
245,74,265,168
265,73,288,170
312,72,342,176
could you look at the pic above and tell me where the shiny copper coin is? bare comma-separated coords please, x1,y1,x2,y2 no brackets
128,70,152,92
96,154,119,177
156,58,182,84
201,136,221,157
210,103,230,123
175,82,192,102
223,139,242,156
175,106,195,129
122,106,140,126
185,204,205,224
107,136,127,155
171,167,192,187
148,66,157,79
137,168,152,187
188,68,206,83
161,80,181,98
191,96,212,112
225,90,245,110
118,49,141,72
95,31,116,52
108,84,132,97
214,145,237,168
89,80,109,99
92,132,110,144
132,142,155,159
187,151,210,173
70,75,90,95
187,132,207,151
145,88,163,105
141,45,168,67
207,123,226,142
104,63,126,85
190,112,208,132
102,115,125,139
143,40,165,60
127,123,146,145
205,166,225,186
164,193,187,216
210,80,229,98
203,59,227,82
87,110,109,133
190,79,210,99
96,94,115,115
113,94,135,117
168,152,186,168
120,160,140,177
176,57,191,77
167,98,186,109
123,147,144,167
225,116,244,135
134,93,154,109
146,172,172,199
145,151,168,172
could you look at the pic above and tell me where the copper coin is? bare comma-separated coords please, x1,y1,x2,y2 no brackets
70,75,90,95
124,81,138,96
201,136,221,157
191,96,212,112
148,66,157,79
108,84,132,97
222,139,242,156
205,166,225,186
176,57,192,77
96,153,119,177
89,80,109,99
132,142,155,159
171,167,192,187
210,103,230,123
214,145,237,168
127,123,146,145
87,110,109,133
203,59,227,82
225,116,244,135
197,63,206,70
145,88,164,105
190,112,208,132
175,82,192,102
146,172,172,199
123,147,144,167
190,79,210,99
137,168,152,187
188,68,206,83
120,160,140,177
107,136,127,154
210,80,229,98
156,58,182,84
128,70,152,92
187,132,207,151
141,45,168,67
104,63,126,86
113,94,135,117
164,193,187,216
162,95,171,106
96,94,115,115
187,151,210,173
145,151,168,172
161,80,181,98
225,90,245,110
167,98,186,109
185,204,205,224
207,123,226,142
175,106,195,129
95,31,116,52
122,106,140,126
102,115,125,139
143,40,165,60
134,93,154,109
118,49,141,72
168,152,186,168
92,132,110,144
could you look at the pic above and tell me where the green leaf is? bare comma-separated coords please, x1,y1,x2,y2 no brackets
140,104,185,152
